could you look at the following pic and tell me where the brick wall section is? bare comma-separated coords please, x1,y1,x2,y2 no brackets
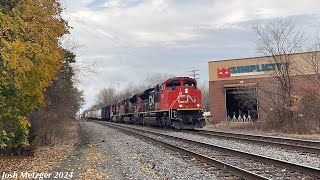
209,81,225,123
209,75,319,123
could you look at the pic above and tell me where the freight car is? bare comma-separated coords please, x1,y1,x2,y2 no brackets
88,77,206,129
85,109,102,119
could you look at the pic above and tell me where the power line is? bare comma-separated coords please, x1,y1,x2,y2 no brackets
61,0,130,48
60,1,183,72
63,12,123,48
66,16,179,71
189,70,200,80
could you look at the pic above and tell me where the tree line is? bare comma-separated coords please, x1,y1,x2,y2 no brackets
0,0,84,154
90,73,210,112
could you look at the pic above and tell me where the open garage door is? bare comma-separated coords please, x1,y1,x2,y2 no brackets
226,88,258,122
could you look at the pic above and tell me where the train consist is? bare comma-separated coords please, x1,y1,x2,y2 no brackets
85,77,206,129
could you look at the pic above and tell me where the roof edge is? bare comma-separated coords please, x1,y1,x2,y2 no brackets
208,51,320,63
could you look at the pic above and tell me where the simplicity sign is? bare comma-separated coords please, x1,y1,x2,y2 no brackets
217,63,288,78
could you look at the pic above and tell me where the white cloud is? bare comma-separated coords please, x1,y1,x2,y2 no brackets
61,0,320,110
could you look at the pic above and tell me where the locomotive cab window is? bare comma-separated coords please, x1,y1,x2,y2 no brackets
184,81,196,88
166,81,181,90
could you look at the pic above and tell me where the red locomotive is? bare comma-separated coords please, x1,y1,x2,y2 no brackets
99,77,206,129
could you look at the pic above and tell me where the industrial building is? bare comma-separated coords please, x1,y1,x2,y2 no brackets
208,52,318,123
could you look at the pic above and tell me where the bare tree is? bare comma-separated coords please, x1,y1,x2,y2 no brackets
144,73,174,89
61,37,100,85
302,38,320,87
253,19,305,121
92,73,174,110
118,82,145,100
198,81,210,111
95,86,117,108
117,73,174,100
298,38,320,127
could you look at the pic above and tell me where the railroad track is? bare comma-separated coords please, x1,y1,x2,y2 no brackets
97,121,320,180
192,129,320,154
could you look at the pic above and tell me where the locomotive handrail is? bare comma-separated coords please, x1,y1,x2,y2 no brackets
169,98,178,120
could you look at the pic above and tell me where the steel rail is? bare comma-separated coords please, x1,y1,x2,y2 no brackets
193,130,320,154
101,122,269,180
102,122,320,178
191,130,320,154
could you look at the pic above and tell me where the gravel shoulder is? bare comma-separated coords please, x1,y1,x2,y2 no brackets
53,120,217,179
51,121,126,179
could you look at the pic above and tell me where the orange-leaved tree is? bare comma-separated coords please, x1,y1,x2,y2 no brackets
0,0,69,149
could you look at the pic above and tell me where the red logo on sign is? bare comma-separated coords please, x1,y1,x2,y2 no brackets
217,68,231,78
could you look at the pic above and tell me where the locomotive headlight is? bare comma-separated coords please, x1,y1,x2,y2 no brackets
179,104,183,108
197,104,200,107
185,88,188,94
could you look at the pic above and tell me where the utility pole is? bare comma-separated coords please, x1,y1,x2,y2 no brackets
189,70,200,80
117,83,120,102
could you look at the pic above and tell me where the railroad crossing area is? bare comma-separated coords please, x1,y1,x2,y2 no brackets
52,120,320,180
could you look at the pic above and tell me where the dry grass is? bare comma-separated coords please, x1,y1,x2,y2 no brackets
81,146,106,179
0,121,79,172
206,121,320,140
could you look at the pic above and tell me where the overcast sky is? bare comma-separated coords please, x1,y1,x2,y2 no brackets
59,0,320,111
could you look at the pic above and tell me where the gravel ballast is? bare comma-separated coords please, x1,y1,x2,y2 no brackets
105,122,320,169
81,121,217,180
